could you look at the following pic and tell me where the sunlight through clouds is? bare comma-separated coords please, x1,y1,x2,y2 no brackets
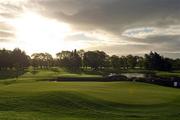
1,0,180,57
7,10,72,54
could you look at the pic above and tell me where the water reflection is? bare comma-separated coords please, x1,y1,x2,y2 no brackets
121,73,146,78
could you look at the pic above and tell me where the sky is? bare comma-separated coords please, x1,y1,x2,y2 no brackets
0,0,180,58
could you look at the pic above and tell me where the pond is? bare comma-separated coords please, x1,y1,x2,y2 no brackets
121,73,149,78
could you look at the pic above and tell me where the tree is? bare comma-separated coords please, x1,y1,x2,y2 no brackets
31,53,53,69
0,49,13,70
56,51,71,68
110,55,121,70
69,50,82,71
136,56,144,69
12,48,30,70
77,49,85,68
163,58,172,71
44,53,54,68
56,51,72,60
11,48,30,78
121,56,128,69
84,51,108,70
144,52,172,71
56,50,82,71
126,55,138,69
172,59,180,70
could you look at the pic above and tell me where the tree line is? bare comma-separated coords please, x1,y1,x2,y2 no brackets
0,48,180,72
0,48,30,71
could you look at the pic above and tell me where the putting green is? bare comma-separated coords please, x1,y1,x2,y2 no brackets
0,81,179,120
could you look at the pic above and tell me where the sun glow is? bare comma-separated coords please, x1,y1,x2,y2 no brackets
9,11,72,54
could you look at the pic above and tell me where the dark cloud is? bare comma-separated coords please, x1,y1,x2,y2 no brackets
31,0,180,33
28,0,180,58
1,0,180,57
146,35,180,52
88,43,151,56
64,34,96,42
120,35,180,57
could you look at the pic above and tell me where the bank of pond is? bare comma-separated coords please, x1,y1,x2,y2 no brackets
51,72,180,88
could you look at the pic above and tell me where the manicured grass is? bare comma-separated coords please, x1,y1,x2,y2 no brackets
0,69,102,84
156,71,180,78
0,80,180,120
0,69,180,120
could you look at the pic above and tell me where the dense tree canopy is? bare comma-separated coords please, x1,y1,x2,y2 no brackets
144,52,172,71
56,50,81,71
0,48,29,70
0,48,179,72
31,53,53,68
84,51,109,70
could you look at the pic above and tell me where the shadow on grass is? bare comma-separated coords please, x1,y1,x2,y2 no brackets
0,70,27,80
0,91,178,119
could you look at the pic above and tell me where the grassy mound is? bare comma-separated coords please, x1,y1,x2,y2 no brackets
0,81,180,120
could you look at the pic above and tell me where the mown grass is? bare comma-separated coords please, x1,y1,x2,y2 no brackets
0,69,180,120
156,71,180,78
0,68,102,84
0,81,180,119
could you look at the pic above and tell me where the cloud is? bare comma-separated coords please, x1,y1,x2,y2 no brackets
28,0,180,58
1,0,180,57
65,33,96,42
31,0,180,33
0,1,27,43
0,22,15,42
88,44,151,56
0,30,14,37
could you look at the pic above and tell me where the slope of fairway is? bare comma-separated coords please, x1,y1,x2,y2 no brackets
0,81,180,120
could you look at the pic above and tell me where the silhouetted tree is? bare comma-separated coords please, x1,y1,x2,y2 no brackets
136,56,144,69
56,51,72,60
84,51,108,70
144,52,172,71
0,48,178,72
121,56,128,69
126,55,138,69
56,50,81,71
110,55,121,70
69,50,82,71
31,53,53,69
0,49,13,70
56,51,72,68
12,48,30,69
77,49,85,68
173,59,180,70
11,48,29,78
